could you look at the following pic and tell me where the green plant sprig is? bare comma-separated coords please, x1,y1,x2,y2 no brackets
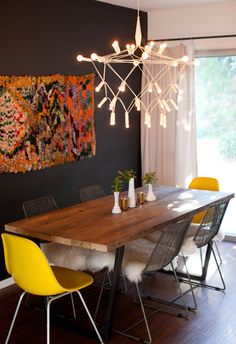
118,169,136,182
142,171,156,185
111,176,123,193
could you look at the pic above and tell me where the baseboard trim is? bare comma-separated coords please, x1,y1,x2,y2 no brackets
0,277,15,289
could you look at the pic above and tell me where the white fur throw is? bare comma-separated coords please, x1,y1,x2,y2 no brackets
213,229,225,242
181,237,198,256
123,238,156,283
41,243,115,272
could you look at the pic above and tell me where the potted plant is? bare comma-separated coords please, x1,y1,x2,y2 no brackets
118,169,136,208
111,176,123,214
142,171,157,201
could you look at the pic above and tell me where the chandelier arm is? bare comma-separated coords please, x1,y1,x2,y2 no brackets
106,63,138,98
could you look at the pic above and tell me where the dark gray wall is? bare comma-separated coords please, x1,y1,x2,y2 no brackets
0,0,147,280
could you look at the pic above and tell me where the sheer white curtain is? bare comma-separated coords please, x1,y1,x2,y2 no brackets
141,42,197,187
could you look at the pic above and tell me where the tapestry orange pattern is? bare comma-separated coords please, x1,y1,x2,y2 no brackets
0,74,96,173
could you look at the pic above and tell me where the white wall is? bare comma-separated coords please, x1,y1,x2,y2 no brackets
148,1,236,51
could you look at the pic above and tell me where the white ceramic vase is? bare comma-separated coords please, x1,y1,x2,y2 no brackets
128,177,136,208
146,183,156,201
112,191,121,214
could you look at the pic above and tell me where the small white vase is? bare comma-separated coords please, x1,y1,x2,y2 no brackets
128,177,136,208
112,191,122,214
146,183,156,201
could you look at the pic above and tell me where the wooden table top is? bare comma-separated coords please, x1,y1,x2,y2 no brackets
5,186,234,252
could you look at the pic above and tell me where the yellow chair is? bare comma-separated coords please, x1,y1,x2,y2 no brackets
188,177,223,264
189,177,219,223
1,233,103,344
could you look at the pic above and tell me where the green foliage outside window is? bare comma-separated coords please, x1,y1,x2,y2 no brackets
195,56,236,159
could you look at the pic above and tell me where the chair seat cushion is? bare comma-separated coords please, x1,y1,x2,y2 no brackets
52,266,93,291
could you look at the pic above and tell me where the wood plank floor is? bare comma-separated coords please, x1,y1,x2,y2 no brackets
0,241,236,344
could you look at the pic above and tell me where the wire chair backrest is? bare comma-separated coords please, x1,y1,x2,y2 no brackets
22,195,58,218
144,217,192,273
194,199,229,249
79,184,106,203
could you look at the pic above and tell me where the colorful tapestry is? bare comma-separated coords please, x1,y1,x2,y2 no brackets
0,74,95,173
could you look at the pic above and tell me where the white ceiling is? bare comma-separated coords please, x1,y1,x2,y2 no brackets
97,0,233,11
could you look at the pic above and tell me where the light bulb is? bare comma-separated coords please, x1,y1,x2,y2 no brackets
144,111,149,125
126,44,132,54
169,99,179,110
181,55,189,63
125,111,129,128
135,97,141,111
77,55,84,62
110,111,116,126
163,100,171,112
147,115,151,128
95,80,105,92
158,43,167,55
149,41,155,50
98,97,107,108
130,44,136,54
148,83,153,93
142,51,149,60
172,61,178,67
144,45,151,53
154,82,162,94
118,81,126,92
133,60,139,67
109,96,117,110
163,114,167,128
174,83,183,94
91,53,98,60
112,40,120,54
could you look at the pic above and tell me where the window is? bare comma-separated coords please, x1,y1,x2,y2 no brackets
195,54,236,238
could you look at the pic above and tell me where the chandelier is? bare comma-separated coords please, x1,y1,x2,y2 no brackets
76,1,193,129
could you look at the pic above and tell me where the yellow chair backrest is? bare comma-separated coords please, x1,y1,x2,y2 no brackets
189,177,219,224
1,233,66,296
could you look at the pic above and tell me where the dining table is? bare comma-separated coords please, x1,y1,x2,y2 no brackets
4,185,234,343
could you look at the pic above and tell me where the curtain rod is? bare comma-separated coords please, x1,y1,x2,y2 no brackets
148,33,236,42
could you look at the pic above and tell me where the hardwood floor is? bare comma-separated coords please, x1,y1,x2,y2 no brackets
0,241,236,344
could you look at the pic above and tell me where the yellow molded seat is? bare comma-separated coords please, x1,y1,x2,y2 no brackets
189,177,219,224
1,233,103,344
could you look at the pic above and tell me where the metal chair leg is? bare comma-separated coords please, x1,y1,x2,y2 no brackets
94,271,107,321
77,291,104,343
181,255,197,310
135,283,152,343
171,261,189,317
214,241,223,265
70,293,76,320
5,291,27,344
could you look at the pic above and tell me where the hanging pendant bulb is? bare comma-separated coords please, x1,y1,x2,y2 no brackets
158,43,167,55
148,83,153,93
144,111,150,125
118,81,126,92
95,80,105,92
154,82,162,94
169,99,179,110
98,97,108,108
112,41,121,54
109,96,117,110
135,97,141,111
125,111,129,128
110,111,116,126
163,100,171,112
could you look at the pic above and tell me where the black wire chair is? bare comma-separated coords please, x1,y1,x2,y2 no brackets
78,184,106,202
96,217,195,343
23,195,58,217
181,199,230,291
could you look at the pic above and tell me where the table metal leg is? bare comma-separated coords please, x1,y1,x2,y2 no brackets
104,245,124,343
